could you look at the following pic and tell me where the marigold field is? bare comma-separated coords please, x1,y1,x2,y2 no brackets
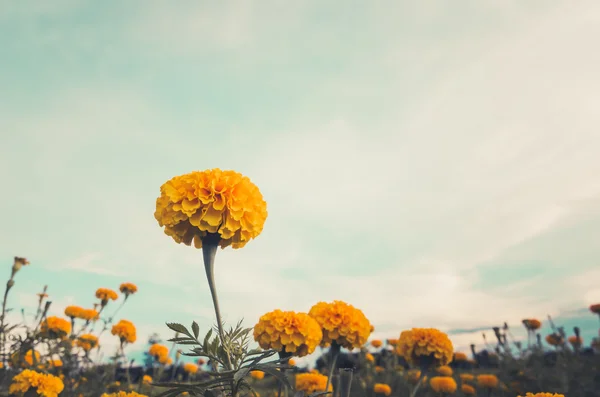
2,169,599,397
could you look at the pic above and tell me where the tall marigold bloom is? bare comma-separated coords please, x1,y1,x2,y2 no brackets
96,288,118,305
40,316,71,338
308,301,372,349
119,282,138,297
295,373,332,394
396,328,454,369
435,365,453,376
80,308,100,322
64,305,83,319
477,374,499,388
454,352,467,361
148,344,170,363
371,339,382,348
373,383,392,396
9,369,64,397
254,310,323,357
430,376,457,393
250,371,265,380
568,335,583,348
154,169,268,249
183,363,198,374
522,319,542,331
111,319,136,344
545,333,563,346
76,334,100,351
461,384,476,395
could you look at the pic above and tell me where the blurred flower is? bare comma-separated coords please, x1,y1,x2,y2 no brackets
435,365,453,376
40,316,71,339
295,373,332,394
250,371,265,380
80,308,99,322
589,303,600,314
477,374,499,389
371,339,383,348
10,350,41,368
375,366,384,373
545,333,563,346
96,288,118,305
308,301,371,349
568,335,583,348
154,169,268,249
522,319,542,331
517,394,565,397
373,383,392,396
64,305,84,319
387,338,398,346
119,282,138,297
396,328,454,369
461,384,476,395
254,310,322,357
76,334,100,351
9,369,64,397
142,375,152,384
148,344,169,363
111,319,136,344
183,363,198,374
406,370,422,384
288,359,296,366
365,353,375,363
430,376,457,393
459,373,475,382
454,352,467,361
101,392,148,397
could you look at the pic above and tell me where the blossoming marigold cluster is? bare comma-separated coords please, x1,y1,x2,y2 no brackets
154,169,268,249
101,392,148,397
518,394,565,397
396,328,454,369
430,376,457,393
112,319,136,343
477,374,499,388
40,316,71,338
96,288,118,303
371,339,382,348
250,371,265,380
461,384,476,395
76,334,100,351
522,319,542,331
435,365,453,376
308,301,372,349
254,310,323,357
183,363,199,374
65,306,99,321
119,282,138,296
373,383,392,396
9,369,64,397
148,344,169,363
295,373,332,394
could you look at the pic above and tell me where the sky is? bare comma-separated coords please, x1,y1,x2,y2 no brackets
2,1,600,367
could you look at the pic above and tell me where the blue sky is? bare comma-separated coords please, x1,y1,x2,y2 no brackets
2,1,600,366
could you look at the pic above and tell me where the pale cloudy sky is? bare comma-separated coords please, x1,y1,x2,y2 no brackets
2,1,600,366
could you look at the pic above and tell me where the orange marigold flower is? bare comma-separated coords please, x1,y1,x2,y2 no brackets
9,369,64,397
119,282,138,296
375,366,385,373
371,339,382,348
40,316,71,338
365,353,375,363
373,383,392,396
568,335,583,348
461,384,476,395
254,310,323,357
111,319,136,344
183,363,198,374
454,352,468,361
154,169,268,249
50,359,63,367
64,305,83,319
250,371,265,380
387,338,398,346
545,333,563,346
101,392,149,397
10,350,41,368
477,374,499,388
96,288,119,303
518,394,565,397
80,308,100,322
295,373,332,394
522,319,542,331
142,375,152,384
430,376,457,393
406,369,422,384
76,334,100,351
396,328,454,369
308,301,371,349
589,303,600,314
148,344,169,362
435,365,453,376
288,359,296,366
460,373,475,382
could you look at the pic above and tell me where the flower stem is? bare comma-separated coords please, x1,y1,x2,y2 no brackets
202,233,233,372
325,342,340,393
410,374,424,397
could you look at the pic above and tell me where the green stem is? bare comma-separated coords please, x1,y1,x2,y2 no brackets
409,374,424,397
325,342,340,393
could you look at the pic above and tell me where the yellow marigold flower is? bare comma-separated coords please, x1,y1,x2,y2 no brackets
295,373,332,394
148,344,169,362
64,305,83,319
308,301,371,349
76,334,100,351
371,339,382,348
430,376,457,393
545,333,563,346
80,308,100,321
254,310,323,357
154,169,268,249
461,384,476,395
406,369,422,384
250,370,265,380
589,303,600,314
9,369,64,397
111,319,136,344
375,366,384,373
396,328,454,369
477,374,499,388
522,319,542,331
310,369,319,374
119,282,138,296
50,359,63,367
373,383,392,396
183,363,198,374
288,359,296,366
40,316,71,338
142,375,152,384
435,365,453,376
365,353,375,363
387,338,398,346
11,350,41,368
459,373,474,382
101,392,149,397
568,335,583,348
96,288,119,303
518,394,565,397
454,352,467,361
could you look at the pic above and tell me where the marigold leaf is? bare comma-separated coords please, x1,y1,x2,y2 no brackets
192,321,200,339
167,337,196,343
166,322,192,338
203,329,213,352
